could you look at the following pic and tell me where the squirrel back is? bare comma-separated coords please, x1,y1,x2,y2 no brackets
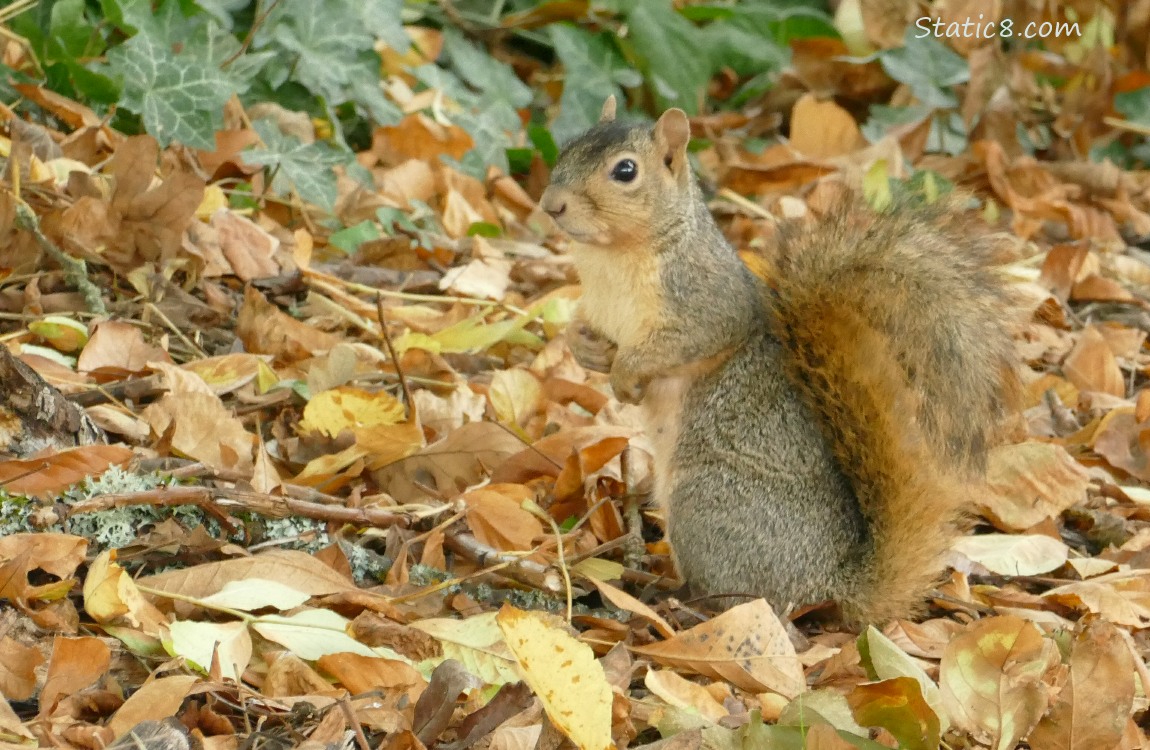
542,102,1019,623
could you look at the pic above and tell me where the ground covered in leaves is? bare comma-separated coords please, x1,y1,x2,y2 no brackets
2,2,1150,749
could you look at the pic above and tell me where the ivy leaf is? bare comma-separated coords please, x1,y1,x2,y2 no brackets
700,19,789,78
626,0,711,113
242,119,352,211
256,0,401,125
442,28,532,122
1115,87,1150,127
422,30,537,174
448,110,512,176
47,0,101,60
361,0,411,53
192,0,251,31
105,32,235,148
879,28,969,109
549,24,635,143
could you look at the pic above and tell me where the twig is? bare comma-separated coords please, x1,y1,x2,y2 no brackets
13,200,106,315
146,302,209,359
336,695,372,750
534,503,574,623
442,532,563,593
376,295,414,415
65,485,412,529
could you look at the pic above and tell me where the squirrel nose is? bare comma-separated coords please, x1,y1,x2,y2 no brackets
540,188,567,218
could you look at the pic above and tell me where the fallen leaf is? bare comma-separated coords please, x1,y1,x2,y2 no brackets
952,534,1070,576
0,444,133,499
939,616,1056,750
1028,620,1135,750
496,605,613,750
632,599,805,698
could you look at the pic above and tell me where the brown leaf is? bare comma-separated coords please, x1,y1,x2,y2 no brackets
938,616,1057,749
1044,572,1150,628
1028,621,1135,750
789,93,864,159
371,115,473,167
106,676,199,737
318,652,426,706
977,442,1090,531
1058,326,1122,398
631,599,804,698
462,484,544,552
371,421,524,503
39,636,111,717
138,549,354,599
1093,409,1150,481
142,391,254,474
212,210,281,281
0,636,44,701
77,320,171,377
235,286,342,364
264,652,332,697
0,444,132,499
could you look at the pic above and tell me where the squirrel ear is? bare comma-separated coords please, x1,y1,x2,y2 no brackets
654,108,690,175
599,96,617,123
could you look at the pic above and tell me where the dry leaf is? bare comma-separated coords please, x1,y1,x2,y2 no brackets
496,605,613,750
1028,620,1135,750
632,599,805,698
939,616,1057,749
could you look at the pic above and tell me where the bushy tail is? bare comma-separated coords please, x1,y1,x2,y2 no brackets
761,194,1019,622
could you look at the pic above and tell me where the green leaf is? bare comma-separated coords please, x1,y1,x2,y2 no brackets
467,222,502,238
105,32,235,148
857,626,949,733
442,27,531,128
48,0,102,60
862,104,932,143
362,0,411,53
255,0,401,125
549,24,632,143
528,123,559,166
879,27,969,109
329,220,382,253
192,0,251,31
626,0,711,113
243,119,352,210
1115,87,1150,126
506,147,533,174
699,16,789,78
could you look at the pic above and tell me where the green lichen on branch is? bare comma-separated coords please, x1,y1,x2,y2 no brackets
14,200,107,316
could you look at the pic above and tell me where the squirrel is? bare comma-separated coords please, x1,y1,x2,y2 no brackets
539,97,1019,623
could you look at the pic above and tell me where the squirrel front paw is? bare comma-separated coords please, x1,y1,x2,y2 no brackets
609,367,647,404
568,323,617,374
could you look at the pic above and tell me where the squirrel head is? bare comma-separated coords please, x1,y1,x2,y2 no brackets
541,97,692,249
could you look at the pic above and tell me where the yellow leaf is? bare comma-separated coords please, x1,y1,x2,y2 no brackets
196,184,228,219
299,386,406,438
496,605,612,750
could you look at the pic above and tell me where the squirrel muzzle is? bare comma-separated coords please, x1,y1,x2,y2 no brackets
540,185,612,246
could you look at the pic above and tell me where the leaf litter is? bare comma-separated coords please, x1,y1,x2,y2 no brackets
1,7,1150,750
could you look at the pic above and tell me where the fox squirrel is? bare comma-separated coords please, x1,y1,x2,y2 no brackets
539,98,1018,623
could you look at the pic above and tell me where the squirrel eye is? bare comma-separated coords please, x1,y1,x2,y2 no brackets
609,158,638,183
